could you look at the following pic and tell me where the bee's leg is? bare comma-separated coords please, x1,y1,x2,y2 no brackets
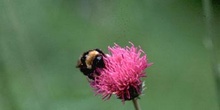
88,74,95,80
93,69,103,78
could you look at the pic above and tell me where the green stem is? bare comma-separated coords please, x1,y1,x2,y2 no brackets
132,98,141,110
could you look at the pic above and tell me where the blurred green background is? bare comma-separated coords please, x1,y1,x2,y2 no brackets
0,0,220,110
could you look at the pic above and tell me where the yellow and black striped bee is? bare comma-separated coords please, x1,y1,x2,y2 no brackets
76,49,105,80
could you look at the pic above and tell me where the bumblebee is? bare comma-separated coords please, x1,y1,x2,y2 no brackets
76,49,105,79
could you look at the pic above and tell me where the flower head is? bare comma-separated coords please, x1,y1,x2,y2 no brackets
90,42,152,102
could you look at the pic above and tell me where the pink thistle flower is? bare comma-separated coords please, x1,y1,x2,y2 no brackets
90,42,152,102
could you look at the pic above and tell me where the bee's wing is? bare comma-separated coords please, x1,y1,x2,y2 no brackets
76,57,82,68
